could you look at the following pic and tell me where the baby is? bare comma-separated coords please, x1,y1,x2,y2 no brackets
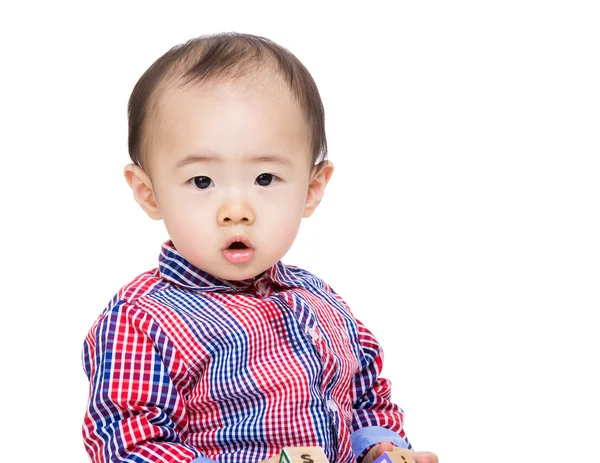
82,32,437,463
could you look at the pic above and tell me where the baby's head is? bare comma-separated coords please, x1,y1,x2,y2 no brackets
124,33,334,281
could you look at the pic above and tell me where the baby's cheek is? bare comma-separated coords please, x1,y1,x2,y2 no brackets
263,215,301,258
276,214,302,241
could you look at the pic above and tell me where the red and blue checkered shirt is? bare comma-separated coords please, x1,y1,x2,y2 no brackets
82,241,410,463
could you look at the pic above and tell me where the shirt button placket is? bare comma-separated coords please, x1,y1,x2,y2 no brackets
327,404,339,463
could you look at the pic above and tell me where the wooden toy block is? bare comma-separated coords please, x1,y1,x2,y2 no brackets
372,449,415,463
279,447,329,463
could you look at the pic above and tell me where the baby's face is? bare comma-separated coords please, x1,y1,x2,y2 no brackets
145,77,316,281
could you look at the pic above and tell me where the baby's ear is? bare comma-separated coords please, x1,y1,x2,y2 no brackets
123,164,162,220
303,161,334,218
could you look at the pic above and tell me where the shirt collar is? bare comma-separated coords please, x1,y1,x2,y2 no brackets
158,240,299,292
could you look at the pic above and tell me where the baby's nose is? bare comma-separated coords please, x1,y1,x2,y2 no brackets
217,199,255,225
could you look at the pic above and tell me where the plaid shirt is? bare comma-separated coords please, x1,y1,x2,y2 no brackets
82,241,410,463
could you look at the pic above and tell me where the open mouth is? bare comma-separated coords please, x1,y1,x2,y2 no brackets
224,235,252,251
223,237,254,264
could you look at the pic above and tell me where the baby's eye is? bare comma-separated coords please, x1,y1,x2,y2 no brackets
190,176,214,189
255,173,279,187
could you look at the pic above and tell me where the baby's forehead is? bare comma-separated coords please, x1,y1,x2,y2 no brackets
151,70,305,127
146,72,312,158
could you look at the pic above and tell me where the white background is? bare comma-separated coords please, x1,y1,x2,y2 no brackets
1,1,598,462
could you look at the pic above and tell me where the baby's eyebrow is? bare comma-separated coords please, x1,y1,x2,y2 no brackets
176,154,218,169
248,155,293,167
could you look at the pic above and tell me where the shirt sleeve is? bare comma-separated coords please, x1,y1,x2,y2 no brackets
82,301,210,463
349,319,412,459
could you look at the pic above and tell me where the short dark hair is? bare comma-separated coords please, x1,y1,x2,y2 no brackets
128,32,328,170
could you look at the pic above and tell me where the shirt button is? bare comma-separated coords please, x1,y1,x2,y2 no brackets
326,399,338,412
256,281,268,296
307,326,319,341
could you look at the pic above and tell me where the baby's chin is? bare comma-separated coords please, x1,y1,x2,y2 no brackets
194,259,275,283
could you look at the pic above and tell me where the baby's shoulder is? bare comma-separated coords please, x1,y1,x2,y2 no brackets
113,267,170,306
87,269,175,334
92,268,172,322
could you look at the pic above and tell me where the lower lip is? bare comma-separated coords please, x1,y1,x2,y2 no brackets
223,248,254,264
